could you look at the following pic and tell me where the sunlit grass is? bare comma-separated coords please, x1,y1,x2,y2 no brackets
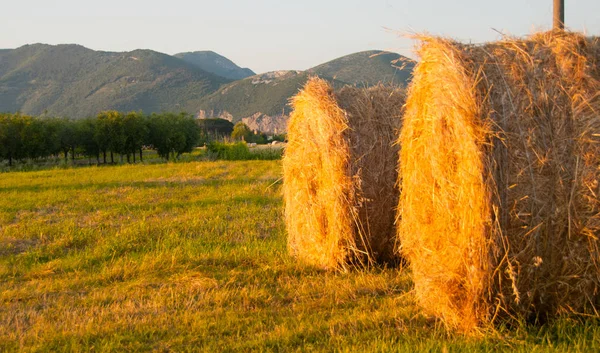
0,161,598,352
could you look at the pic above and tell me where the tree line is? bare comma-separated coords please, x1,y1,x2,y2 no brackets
0,111,202,166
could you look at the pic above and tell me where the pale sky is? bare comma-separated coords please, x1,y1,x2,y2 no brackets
2,0,599,74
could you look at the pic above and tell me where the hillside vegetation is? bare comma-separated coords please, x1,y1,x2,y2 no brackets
309,50,414,86
0,44,229,117
0,45,413,127
175,51,255,80
196,51,414,124
196,71,313,119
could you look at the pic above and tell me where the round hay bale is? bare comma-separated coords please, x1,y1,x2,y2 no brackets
283,77,405,270
399,31,600,333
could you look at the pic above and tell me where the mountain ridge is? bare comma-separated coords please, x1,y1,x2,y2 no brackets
194,50,414,132
0,44,414,132
174,51,255,80
0,43,230,117
309,50,414,86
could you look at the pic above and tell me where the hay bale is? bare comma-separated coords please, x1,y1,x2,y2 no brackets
399,31,600,333
283,77,405,270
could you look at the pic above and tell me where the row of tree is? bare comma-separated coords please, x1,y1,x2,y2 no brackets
0,112,202,166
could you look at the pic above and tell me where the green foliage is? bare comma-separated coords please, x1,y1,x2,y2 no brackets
94,111,113,161
0,113,59,164
206,141,282,161
207,141,252,160
250,131,268,144
0,111,203,166
272,133,287,142
99,111,127,158
197,118,234,140
148,112,200,160
20,116,48,159
122,111,149,162
231,122,252,141
0,113,26,165
75,117,100,161
51,117,76,160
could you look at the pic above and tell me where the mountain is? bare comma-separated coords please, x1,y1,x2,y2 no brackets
195,71,320,134
0,44,229,117
195,50,414,133
241,112,289,135
174,51,255,80
309,50,414,86
0,45,414,132
197,71,309,119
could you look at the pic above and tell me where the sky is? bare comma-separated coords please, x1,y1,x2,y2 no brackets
2,0,599,74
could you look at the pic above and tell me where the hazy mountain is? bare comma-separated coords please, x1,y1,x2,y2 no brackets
0,44,229,117
195,50,414,132
174,51,255,80
0,45,413,132
309,50,414,86
197,71,309,119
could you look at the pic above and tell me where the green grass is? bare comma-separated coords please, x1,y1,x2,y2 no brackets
0,149,183,173
1,161,599,352
0,145,280,174
207,142,283,161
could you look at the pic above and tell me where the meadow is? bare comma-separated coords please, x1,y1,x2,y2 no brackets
1,161,599,352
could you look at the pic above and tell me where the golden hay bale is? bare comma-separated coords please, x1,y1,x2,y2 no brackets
399,31,600,333
283,77,405,270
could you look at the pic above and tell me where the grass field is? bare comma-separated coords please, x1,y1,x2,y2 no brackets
1,161,599,352
0,144,284,173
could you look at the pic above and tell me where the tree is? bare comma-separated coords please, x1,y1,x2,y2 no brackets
249,131,267,144
148,113,170,160
231,122,252,142
106,111,126,163
272,133,287,142
176,113,201,158
95,111,124,164
197,118,234,140
94,112,112,163
0,113,39,165
122,111,149,163
50,117,76,162
21,116,47,160
0,110,203,166
75,117,100,164
0,114,21,166
148,112,200,160
42,118,63,160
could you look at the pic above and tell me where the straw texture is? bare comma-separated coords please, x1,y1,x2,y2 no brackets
284,77,404,270
399,31,600,333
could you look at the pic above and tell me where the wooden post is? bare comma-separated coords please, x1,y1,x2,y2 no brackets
553,0,565,30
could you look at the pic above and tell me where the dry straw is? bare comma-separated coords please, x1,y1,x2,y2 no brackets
399,31,600,333
284,77,405,270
